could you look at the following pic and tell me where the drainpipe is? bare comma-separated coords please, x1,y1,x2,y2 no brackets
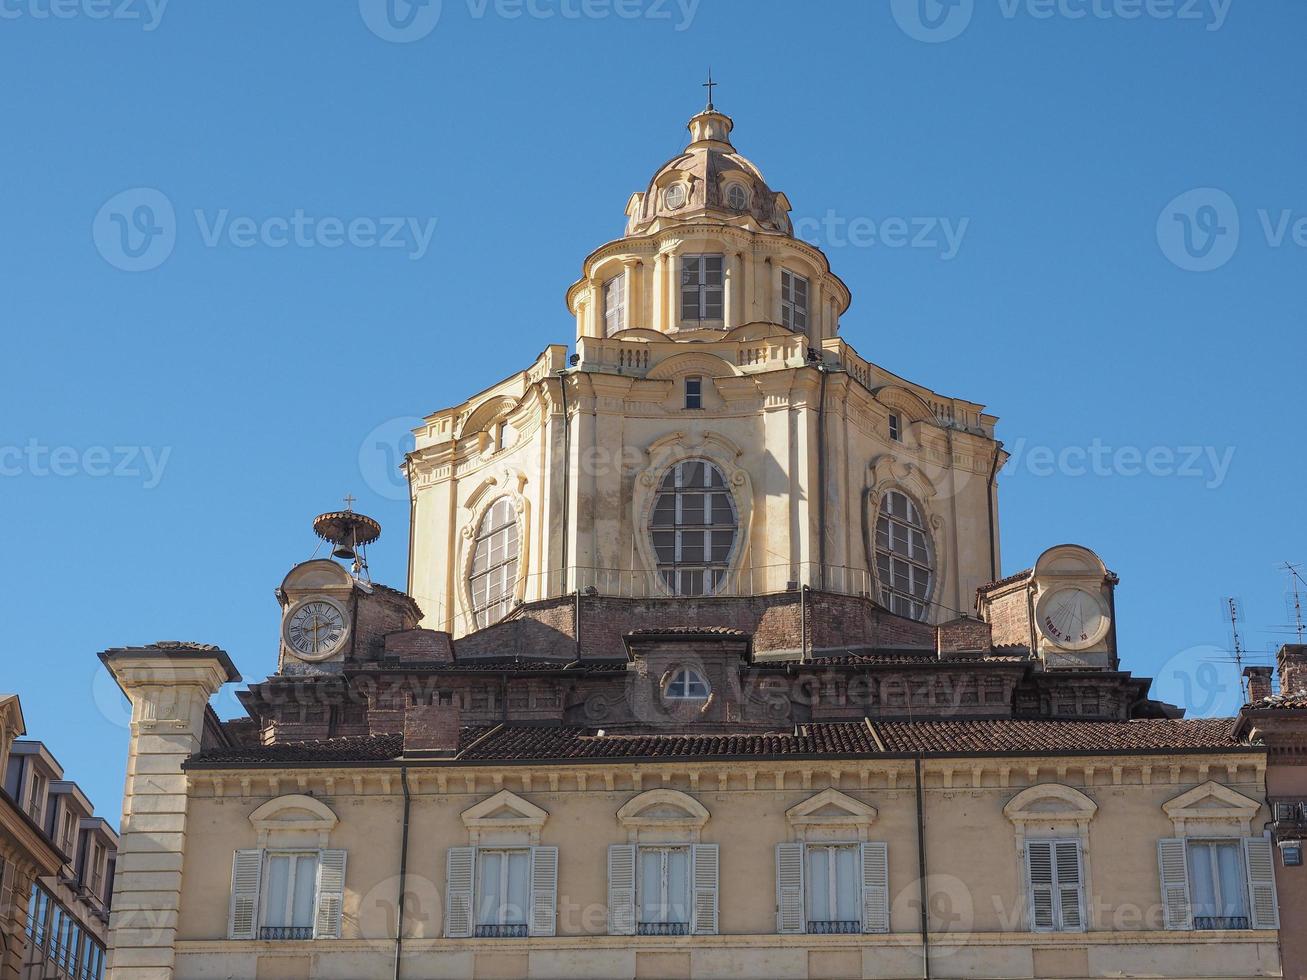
800,585,809,663
556,370,572,593
915,754,931,980
985,443,1002,583
816,365,830,591
393,766,412,980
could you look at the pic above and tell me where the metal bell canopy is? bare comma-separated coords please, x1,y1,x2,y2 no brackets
313,497,381,577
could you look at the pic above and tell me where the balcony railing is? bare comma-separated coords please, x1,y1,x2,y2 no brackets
259,926,312,940
1193,916,1249,930
637,921,690,936
808,919,860,934
473,924,529,938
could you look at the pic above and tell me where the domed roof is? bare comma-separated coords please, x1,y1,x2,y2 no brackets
624,107,793,238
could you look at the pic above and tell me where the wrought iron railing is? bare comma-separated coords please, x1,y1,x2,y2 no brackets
808,919,860,934
259,926,312,940
1193,916,1249,930
637,921,690,936
473,923,529,938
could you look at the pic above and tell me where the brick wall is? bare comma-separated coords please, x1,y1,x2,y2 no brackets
981,587,1031,649
937,617,993,657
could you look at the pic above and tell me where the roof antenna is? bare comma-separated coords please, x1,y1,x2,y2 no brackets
1227,597,1248,701
1285,562,1306,644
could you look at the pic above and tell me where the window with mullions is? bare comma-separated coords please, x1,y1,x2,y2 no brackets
680,255,724,321
874,490,933,621
781,269,809,334
650,460,737,596
805,844,861,934
261,851,319,940
664,668,710,700
475,849,530,937
1188,840,1250,930
638,846,691,935
603,274,626,335
469,497,520,629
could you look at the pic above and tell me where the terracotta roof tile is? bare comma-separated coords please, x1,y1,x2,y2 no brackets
870,718,1241,753
626,626,750,637
1249,690,1307,710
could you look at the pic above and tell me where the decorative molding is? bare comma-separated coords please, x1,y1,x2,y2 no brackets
461,789,549,845
785,788,878,842
248,794,338,848
1162,780,1261,836
616,789,710,843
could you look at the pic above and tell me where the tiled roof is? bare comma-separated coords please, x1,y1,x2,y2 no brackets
354,658,626,674
626,626,750,638
977,569,1032,592
872,718,1242,753
1249,691,1307,710
186,717,1252,768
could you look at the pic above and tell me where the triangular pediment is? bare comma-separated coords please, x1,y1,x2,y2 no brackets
1163,780,1260,819
461,789,549,827
786,788,878,827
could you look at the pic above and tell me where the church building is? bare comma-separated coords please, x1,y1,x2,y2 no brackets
99,99,1301,980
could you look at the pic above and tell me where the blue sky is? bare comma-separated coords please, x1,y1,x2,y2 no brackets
2,0,1303,822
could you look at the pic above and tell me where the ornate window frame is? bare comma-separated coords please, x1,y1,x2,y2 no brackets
616,790,710,844
785,789,879,843
866,459,941,622
461,789,550,847
1162,781,1260,837
634,432,753,598
459,470,530,630
248,794,338,849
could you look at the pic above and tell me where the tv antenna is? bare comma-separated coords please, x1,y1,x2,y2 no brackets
1227,597,1247,701
1284,562,1306,644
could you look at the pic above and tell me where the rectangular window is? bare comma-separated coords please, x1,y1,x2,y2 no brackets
603,274,626,335
680,255,724,321
90,842,105,898
26,768,46,826
1188,840,1250,930
475,849,530,937
637,846,691,935
888,412,901,442
260,851,319,940
781,269,809,334
804,844,861,934
61,807,77,855
1025,839,1084,932
684,376,703,410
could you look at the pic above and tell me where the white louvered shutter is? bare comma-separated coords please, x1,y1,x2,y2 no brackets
607,844,636,936
445,847,476,939
691,844,719,936
1025,841,1056,931
1244,837,1279,929
1157,838,1192,931
1053,841,1084,931
529,846,559,937
776,843,805,935
313,849,347,939
860,842,890,934
228,849,263,940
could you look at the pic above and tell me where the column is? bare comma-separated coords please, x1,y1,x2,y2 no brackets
101,647,240,980
725,252,745,329
651,252,665,333
809,278,824,343
622,258,641,330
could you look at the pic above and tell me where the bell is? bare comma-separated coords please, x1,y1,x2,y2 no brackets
332,542,357,561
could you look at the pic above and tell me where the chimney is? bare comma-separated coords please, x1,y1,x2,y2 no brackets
403,691,461,756
1244,665,1273,704
1278,644,1307,695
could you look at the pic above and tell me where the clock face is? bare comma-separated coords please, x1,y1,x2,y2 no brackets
1036,587,1110,652
283,599,348,660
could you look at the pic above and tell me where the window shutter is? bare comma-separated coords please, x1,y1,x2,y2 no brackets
1243,837,1279,929
1157,838,1192,931
775,842,805,935
529,846,559,937
228,849,262,941
1025,841,1056,931
607,844,636,936
860,842,890,934
445,846,475,939
313,849,347,939
1053,841,1084,931
691,844,719,936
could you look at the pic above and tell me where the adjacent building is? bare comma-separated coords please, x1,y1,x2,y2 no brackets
0,696,116,980
98,101,1300,979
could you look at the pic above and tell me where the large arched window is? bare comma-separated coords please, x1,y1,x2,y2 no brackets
469,498,519,628
874,490,933,621
650,460,737,596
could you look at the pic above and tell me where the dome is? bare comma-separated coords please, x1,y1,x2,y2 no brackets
624,108,792,238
